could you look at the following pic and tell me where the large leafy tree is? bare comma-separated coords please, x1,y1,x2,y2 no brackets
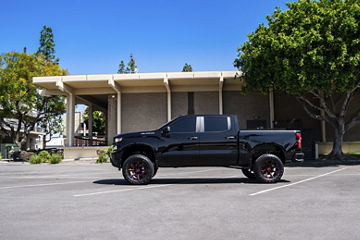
117,54,138,74
235,0,360,160
182,63,193,72
83,109,106,135
0,52,67,150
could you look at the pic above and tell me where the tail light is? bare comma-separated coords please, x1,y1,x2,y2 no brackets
296,132,302,149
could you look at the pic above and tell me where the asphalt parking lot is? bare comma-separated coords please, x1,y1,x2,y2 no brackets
0,161,359,240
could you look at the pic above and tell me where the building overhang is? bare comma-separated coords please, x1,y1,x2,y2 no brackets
33,71,243,95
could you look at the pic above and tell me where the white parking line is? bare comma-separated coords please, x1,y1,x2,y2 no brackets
0,180,89,190
73,184,173,197
250,167,347,196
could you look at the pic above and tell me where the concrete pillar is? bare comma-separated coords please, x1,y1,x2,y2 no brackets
108,77,121,134
269,88,275,128
164,77,171,121
88,104,93,146
117,91,121,133
107,95,117,145
66,93,75,146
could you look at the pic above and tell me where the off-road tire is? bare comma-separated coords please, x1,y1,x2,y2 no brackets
122,154,154,185
253,154,284,183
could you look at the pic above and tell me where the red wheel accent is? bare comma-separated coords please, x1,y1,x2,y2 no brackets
260,159,280,180
127,159,147,181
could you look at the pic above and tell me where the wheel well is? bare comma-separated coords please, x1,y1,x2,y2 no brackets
121,144,156,167
251,144,285,164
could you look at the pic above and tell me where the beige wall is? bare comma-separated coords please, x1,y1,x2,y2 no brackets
194,92,219,114
121,93,167,133
171,92,187,119
223,91,269,129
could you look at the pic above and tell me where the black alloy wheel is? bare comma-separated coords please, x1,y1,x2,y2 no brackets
122,154,154,185
253,154,284,183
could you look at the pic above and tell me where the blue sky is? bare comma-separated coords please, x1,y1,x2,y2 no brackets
0,0,293,75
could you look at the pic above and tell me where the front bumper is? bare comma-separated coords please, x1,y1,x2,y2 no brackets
110,151,122,168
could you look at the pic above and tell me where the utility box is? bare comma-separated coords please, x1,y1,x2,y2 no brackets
0,144,20,159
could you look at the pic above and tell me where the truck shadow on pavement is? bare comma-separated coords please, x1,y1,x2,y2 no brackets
93,178,290,185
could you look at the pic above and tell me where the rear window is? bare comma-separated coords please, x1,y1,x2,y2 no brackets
204,116,229,132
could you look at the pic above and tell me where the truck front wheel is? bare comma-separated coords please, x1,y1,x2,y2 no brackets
122,154,154,185
253,154,284,183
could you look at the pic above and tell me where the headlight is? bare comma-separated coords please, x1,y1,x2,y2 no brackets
114,137,122,143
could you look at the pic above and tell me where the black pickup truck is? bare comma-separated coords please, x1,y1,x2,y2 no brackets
110,114,304,185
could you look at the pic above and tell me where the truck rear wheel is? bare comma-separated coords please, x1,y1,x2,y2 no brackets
253,154,284,183
241,168,256,179
122,154,154,185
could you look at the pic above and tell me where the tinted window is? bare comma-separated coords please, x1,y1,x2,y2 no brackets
170,117,196,132
204,116,228,132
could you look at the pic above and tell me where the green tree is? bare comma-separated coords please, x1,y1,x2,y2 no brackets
36,25,64,148
83,109,106,135
36,26,58,63
126,54,137,73
234,0,360,160
117,54,138,74
182,63,193,72
117,60,126,74
0,52,67,150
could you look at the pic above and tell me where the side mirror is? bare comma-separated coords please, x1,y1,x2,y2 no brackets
162,126,170,137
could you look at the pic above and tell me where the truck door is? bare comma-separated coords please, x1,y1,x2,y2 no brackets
198,115,238,166
159,115,200,167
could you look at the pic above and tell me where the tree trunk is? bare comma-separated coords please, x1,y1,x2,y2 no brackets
328,121,346,160
43,135,46,149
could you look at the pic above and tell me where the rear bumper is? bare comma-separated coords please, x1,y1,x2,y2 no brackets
285,150,304,163
293,152,304,162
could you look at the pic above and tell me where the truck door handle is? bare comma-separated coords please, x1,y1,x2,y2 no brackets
189,136,198,140
226,136,235,139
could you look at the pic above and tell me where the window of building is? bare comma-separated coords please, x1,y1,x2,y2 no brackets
187,92,194,114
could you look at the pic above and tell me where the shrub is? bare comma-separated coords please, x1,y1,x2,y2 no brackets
38,150,51,163
96,150,108,163
106,145,114,157
29,155,42,164
50,153,62,164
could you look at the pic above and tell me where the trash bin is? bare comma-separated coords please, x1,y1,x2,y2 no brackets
1,144,20,159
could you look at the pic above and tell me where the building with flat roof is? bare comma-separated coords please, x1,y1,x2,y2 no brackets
33,71,360,159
